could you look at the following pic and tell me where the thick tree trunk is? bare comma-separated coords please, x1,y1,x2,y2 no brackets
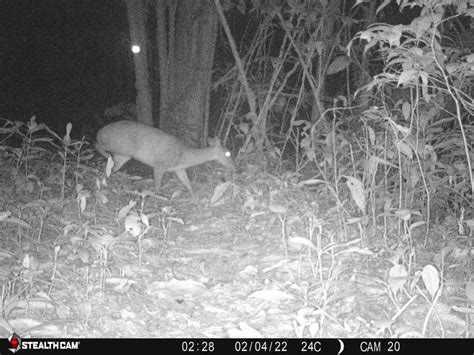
155,0,217,147
126,0,153,126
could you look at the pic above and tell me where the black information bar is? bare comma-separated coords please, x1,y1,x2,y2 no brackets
0,338,472,354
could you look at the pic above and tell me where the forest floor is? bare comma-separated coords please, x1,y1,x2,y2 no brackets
0,157,471,338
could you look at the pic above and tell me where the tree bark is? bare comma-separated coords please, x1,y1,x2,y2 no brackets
126,0,153,126
155,0,217,146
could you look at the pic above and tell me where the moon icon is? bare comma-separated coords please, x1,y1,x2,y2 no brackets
337,339,344,354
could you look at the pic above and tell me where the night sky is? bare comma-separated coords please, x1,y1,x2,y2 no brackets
0,0,134,132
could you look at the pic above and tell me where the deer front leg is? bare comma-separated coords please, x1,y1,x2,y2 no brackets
153,167,165,192
174,169,194,196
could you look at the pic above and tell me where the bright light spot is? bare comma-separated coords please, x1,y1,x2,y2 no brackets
131,45,140,54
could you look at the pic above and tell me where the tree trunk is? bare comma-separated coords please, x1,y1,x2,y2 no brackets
126,0,153,126
155,0,217,147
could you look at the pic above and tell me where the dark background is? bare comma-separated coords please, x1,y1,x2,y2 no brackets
0,0,134,134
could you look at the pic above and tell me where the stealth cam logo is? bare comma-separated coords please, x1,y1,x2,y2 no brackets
8,333,21,353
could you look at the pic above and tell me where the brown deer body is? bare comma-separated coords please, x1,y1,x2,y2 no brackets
95,121,235,194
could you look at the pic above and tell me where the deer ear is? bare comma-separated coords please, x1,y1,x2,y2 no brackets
208,137,221,146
